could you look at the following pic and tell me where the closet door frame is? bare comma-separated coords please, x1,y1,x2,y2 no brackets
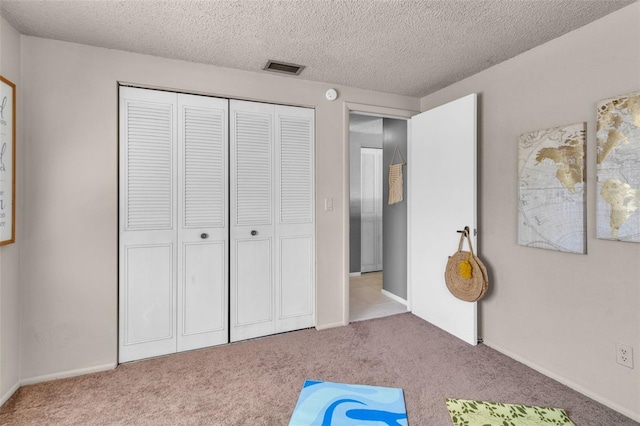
119,86,316,360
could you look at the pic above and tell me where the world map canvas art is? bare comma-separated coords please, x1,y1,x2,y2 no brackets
518,123,586,254
596,91,640,243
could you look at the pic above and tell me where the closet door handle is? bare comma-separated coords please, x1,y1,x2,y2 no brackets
251,230,258,236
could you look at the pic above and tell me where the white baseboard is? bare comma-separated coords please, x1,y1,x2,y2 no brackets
381,289,407,306
484,340,640,423
349,272,361,277
316,321,346,331
20,362,117,386
0,381,20,407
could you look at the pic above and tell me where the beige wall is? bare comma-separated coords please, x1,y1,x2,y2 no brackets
0,16,21,403
420,4,639,420
18,35,418,381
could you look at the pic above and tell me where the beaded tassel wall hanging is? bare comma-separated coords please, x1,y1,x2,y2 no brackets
388,146,406,205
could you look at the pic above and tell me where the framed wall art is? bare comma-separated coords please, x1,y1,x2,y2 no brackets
0,75,16,246
596,91,640,243
518,122,587,254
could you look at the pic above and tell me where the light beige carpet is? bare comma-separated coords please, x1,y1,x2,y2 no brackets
1,313,636,425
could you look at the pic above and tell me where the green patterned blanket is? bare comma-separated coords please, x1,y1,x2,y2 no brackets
446,398,575,426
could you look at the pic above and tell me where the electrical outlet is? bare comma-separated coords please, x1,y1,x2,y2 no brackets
616,343,634,369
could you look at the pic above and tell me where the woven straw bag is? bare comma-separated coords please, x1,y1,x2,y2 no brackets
445,230,489,302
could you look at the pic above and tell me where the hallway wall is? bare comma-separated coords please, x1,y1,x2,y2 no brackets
348,114,408,300
382,118,408,300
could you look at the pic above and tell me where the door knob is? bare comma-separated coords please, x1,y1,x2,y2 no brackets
201,233,209,239
251,230,258,236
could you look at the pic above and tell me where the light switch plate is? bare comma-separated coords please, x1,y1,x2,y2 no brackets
324,198,333,211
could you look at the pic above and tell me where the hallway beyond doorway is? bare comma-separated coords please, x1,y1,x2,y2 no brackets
349,272,407,322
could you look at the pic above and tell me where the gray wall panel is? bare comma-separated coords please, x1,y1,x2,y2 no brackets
382,118,408,299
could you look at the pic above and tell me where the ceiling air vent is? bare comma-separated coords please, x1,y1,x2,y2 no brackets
263,60,305,75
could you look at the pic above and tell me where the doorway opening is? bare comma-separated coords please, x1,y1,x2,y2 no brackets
348,113,409,322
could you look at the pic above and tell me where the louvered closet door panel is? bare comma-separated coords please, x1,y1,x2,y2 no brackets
119,87,177,363
177,94,228,352
230,100,275,342
275,105,315,333
125,95,174,230
234,111,272,226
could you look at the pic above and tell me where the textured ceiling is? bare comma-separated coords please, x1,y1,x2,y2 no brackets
0,0,635,97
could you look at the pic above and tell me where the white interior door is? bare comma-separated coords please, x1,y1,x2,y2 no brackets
119,88,229,362
230,101,316,342
361,148,383,272
408,93,478,345
176,94,228,352
119,87,178,362
275,105,315,333
230,100,276,342
121,89,314,356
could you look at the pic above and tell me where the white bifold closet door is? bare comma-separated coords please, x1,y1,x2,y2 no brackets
119,87,228,363
360,148,383,273
230,100,315,342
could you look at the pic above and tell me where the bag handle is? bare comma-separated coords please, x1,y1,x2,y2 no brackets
390,146,406,166
457,228,475,256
